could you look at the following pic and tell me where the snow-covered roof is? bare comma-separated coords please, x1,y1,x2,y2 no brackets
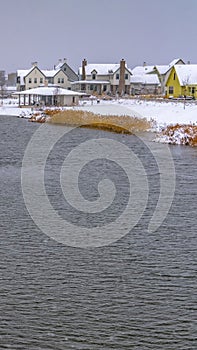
14,87,84,96
17,68,34,84
17,68,63,82
131,65,155,75
42,69,61,77
169,58,183,68
174,64,197,85
79,63,123,76
130,74,160,85
132,59,184,77
154,65,170,75
155,59,184,75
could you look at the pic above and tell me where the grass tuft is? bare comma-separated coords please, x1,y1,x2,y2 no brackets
47,109,151,134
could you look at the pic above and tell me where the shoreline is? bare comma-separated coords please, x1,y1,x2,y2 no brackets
1,98,197,146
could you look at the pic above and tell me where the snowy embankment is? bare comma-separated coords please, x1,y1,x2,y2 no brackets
77,98,197,145
1,98,197,145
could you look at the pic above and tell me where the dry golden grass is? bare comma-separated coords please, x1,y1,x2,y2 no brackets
47,109,151,134
162,123,197,146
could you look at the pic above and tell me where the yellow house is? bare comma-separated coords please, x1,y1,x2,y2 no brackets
166,64,197,99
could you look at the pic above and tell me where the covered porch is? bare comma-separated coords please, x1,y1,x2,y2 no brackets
71,80,110,95
13,86,84,107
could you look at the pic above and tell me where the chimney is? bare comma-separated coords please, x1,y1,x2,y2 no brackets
32,61,38,67
82,58,87,80
143,61,146,67
119,59,126,96
187,60,190,64
63,58,67,63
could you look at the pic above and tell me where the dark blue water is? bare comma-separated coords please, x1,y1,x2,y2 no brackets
0,115,196,349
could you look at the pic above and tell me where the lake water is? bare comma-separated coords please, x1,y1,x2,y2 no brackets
0,115,196,349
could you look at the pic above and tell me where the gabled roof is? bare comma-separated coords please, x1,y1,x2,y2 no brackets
130,74,160,85
169,58,184,67
132,59,185,77
79,63,121,76
17,68,34,84
174,64,197,85
54,60,78,81
155,58,185,75
17,67,66,84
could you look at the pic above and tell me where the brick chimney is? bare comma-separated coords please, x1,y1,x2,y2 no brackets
82,58,87,80
119,59,126,96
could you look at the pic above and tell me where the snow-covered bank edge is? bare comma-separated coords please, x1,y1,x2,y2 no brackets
1,98,197,146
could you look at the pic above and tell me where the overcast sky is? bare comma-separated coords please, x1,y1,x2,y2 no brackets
1,0,197,73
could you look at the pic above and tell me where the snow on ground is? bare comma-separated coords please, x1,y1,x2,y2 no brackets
1,97,197,127
78,98,197,128
1,97,197,145
0,99,32,117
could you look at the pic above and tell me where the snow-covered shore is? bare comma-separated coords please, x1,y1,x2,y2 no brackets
1,98,197,145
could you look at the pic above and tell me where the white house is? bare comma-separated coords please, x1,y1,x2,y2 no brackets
14,86,84,106
16,60,78,91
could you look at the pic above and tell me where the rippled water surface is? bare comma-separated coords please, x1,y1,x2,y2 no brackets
0,115,196,349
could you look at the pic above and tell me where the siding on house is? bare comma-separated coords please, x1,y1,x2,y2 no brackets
76,60,131,95
25,67,45,90
166,65,197,98
55,60,78,82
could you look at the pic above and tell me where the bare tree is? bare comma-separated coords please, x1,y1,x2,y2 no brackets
0,70,6,103
53,86,60,106
182,75,191,109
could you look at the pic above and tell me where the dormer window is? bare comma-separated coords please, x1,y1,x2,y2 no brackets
116,73,119,80
91,70,97,80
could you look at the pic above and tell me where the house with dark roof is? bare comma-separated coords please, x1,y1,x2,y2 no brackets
54,58,78,82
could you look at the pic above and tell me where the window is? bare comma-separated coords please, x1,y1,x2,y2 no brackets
103,85,107,92
92,74,96,80
61,78,64,84
29,78,32,83
34,78,37,83
17,77,20,84
58,78,61,83
192,87,195,94
169,86,174,94
40,77,43,84
90,84,93,91
64,67,66,72
116,73,119,80
125,74,128,79
173,73,176,80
